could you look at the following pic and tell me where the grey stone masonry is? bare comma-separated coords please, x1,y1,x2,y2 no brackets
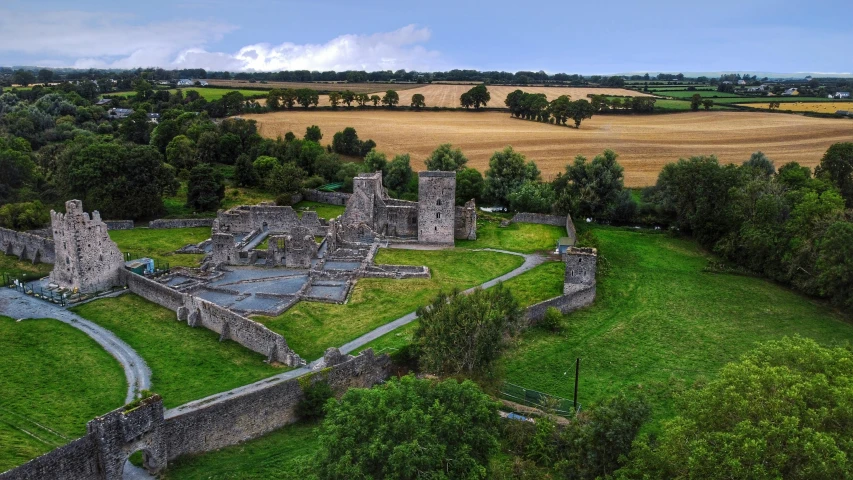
0,227,55,265
417,171,456,244
303,189,352,205
49,200,124,293
148,218,215,229
103,220,134,230
564,247,597,292
525,247,598,324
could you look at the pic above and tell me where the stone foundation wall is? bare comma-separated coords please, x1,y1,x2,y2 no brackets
164,350,390,459
119,269,185,311
525,284,596,324
0,227,55,264
363,264,431,279
148,218,215,229
103,220,134,230
303,189,351,206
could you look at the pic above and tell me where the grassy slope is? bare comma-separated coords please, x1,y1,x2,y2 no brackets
501,227,853,423
0,254,53,279
458,217,565,253
109,227,210,268
161,422,318,480
256,249,523,360
72,295,284,408
0,316,125,471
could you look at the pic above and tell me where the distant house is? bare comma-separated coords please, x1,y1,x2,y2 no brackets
747,85,767,93
836,110,850,116
721,81,733,85
107,108,133,120
198,80,209,86
177,79,193,86
737,79,747,85
147,113,161,123
95,98,112,106
781,88,798,96
835,92,851,99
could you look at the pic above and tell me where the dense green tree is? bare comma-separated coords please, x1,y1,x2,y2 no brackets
362,149,387,173
296,88,319,109
411,93,425,109
37,69,54,84
341,90,356,107
252,155,278,179
13,70,36,87
165,135,196,171
331,127,360,156
815,221,853,310
777,161,813,190
304,125,322,142
370,94,381,106
217,132,241,164
508,180,555,213
567,99,595,127
382,90,399,107
484,146,540,206
415,284,521,376
621,337,853,480
314,375,500,480
460,91,474,109
424,143,468,171
384,154,413,193
815,142,853,207
548,95,573,124
456,167,484,204
0,136,36,203
690,93,702,111
298,140,325,173
0,201,49,230
742,151,776,177
505,89,525,117
194,131,220,164
267,162,306,196
234,154,259,187
186,163,224,211
328,91,341,108
554,149,629,220
149,119,180,154
313,152,342,183
466,84,491,109
702,99,714,110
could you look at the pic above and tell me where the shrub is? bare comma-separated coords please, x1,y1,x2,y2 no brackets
296,380,333,421
538,307,563,332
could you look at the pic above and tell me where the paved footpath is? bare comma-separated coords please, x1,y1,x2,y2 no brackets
0,288,151,404
167,248,548,417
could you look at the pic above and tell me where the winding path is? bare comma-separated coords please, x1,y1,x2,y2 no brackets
0,288,151,404
167,248,547,417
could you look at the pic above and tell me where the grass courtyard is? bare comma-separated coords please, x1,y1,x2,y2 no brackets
72,295,284,408
108,227,210,268
0,316,126,471
0,254,52,280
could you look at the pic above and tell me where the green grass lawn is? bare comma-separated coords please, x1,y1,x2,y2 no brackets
163,183,278,219
256,248,523,360
72,295,285,408
501,260,565,306
0,316,126,471
108,88,268,101
0,254,53,280
500,227,853,425
651,99,736,111
161,422,318,479
292,201,346,220
713,96,852,104
109,227,210,268
650,89,741,99
457,217,565,253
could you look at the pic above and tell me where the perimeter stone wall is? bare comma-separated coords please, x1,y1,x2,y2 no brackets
0,227,55,264
148,219,215,229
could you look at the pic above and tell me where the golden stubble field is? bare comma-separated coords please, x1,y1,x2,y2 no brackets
736,102,853,114
243,110,853,187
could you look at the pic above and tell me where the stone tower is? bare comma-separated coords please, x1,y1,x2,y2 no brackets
564,247,597,294
50,200,124,293
417,171,456,245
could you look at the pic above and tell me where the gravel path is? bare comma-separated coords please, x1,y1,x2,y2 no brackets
0,288,151,404
166,248,547,417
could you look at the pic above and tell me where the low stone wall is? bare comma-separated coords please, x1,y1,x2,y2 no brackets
525,284,596,324
103,220,134,230
1,351,389,480
363,264,431,279
165,349,390,459
511,212,566,227
120,270,303,366
303,189,351,206
0,227,56,264
148,218,215,229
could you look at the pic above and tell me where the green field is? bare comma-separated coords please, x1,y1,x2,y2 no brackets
458,216,565,253
107,88,268,101
712,96,853,104
501,227,853,424
292,201,346,220
256,248,523,360
161,422,318,479
650,99,736,112
0,316,126,471
72,294,285,408
0,254,52,280
651,89,741,99
108,227,210,268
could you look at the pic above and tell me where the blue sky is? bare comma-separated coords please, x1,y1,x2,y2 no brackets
1,0,851,74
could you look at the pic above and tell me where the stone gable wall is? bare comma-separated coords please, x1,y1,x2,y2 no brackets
510,212,566,226
303,189,351,206
0,227,56,265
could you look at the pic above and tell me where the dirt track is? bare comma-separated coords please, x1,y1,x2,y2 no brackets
244,110,853,187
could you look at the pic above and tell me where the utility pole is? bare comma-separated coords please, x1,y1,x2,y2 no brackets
573,357,580,412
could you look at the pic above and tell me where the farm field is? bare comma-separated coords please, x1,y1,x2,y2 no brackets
107,88,267,101
244,110,853,187
735,101,853,113
651,89,741,98
72,294,284,408
202,79,421,94
0,316,125,471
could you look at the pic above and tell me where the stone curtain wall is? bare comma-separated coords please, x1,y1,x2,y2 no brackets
510,212,566,226
103,220,134,230
164,350,390,459
120,270,304,366
525,247,598,324
0,227,56,264
525,284,596,324
304,189,352,206
1,351,390,480
148,219,215,229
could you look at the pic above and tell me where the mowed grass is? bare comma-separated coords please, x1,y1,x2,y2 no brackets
109,227,210,268
500,227,853,425
245,110,853,187
292,201,346,220
72,295,284,408
161,422,318,479
108,88,267,101
0,254,53,279
256,249,523,360
0,316,125,471
651,99,735,112
458,217,565,253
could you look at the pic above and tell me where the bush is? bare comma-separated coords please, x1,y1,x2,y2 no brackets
302,175,325,189
0,201,49,230
538,307,563,332
295,380,333,421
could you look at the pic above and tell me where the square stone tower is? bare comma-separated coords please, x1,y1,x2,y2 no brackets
50,200,124,293
417,171,456,245
564,247,597,293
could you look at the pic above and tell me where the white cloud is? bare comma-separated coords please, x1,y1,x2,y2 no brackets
0,10,443,72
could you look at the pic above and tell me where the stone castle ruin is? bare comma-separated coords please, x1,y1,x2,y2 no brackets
49,200,125,293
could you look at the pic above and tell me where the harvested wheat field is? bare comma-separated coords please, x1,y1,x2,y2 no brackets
243,110,853,187
735,102,853,114
203,79,422,94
